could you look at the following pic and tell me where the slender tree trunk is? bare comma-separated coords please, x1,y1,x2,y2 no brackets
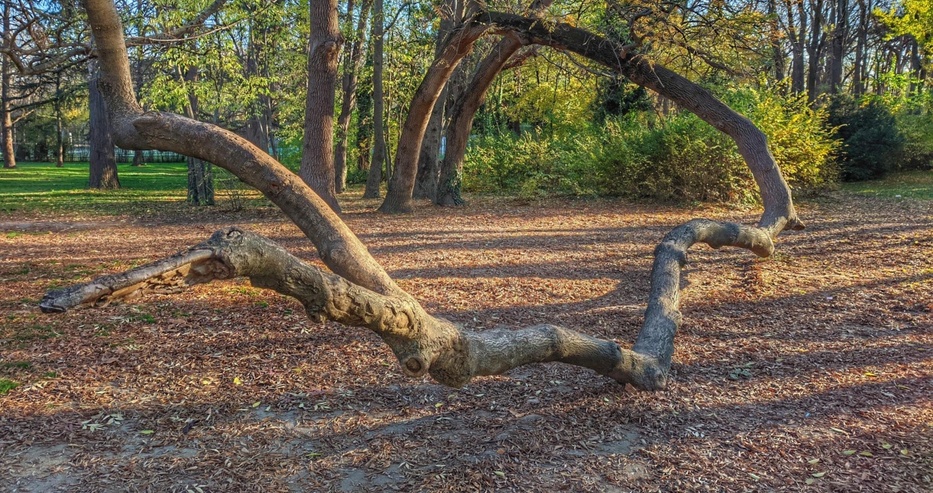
806,0,825,102
335,0,372,193
55,74,65,167
852,0,868,97
299,0,343,211
787,0,806,94
88,63,120,189
768,0,786,81
182,66,214,206
363,0,384,199
828,0,848,94
1,2,15,169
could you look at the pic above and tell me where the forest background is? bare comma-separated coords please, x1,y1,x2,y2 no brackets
0,0,931,205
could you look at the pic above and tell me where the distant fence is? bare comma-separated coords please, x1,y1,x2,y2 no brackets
68,146,187,163
13,144,186,163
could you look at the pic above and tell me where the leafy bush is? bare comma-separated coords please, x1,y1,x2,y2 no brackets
827,96,905,181
895,109,933,171
464,87,838,202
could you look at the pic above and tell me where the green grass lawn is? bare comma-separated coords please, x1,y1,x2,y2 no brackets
0,161,191,214
841,169,933,200
1,162,930,217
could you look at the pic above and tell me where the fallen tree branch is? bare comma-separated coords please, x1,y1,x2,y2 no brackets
42,223,775,390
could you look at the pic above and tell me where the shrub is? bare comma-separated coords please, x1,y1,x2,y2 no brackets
464,87,838,202
827,96,905,181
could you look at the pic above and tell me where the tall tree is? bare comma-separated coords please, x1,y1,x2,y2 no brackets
1,1,15,169
334,0,372,193
363,0,385,199
299,0,343,212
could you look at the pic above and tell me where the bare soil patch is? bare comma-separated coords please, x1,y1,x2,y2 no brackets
1,194,930,492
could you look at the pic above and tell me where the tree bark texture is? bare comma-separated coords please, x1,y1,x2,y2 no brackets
412,0,464,201
56,0,806,393
182,66,214,206
299,0,343,212
88,62,120,189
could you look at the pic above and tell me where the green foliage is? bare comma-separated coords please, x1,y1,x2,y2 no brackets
465,87,838,202
827,97,906,181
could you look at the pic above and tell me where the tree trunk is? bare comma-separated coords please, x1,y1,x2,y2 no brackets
61,0,805,393
335,0,372,194
768,0,786,82
378,19,489,213
806,0,826,102
299,0,343,212
827,0,848,94
182,67,214,206
88,62,120,189
786,0,806,94
852,0,868,97
436,0,550,206
1,1,14,169
412,0,464,201
436,42,527,206
363,0,384,199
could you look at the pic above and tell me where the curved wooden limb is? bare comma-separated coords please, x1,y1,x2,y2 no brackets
633,219,776,382
41,228,667,390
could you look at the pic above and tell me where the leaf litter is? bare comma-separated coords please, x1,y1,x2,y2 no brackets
0,193,930,492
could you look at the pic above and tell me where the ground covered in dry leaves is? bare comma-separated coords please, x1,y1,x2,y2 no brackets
1,192,931,492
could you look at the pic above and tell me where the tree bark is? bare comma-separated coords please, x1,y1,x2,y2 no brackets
299,0,343,212
412,0,465,201
785,0,806,94
88,62,120,189
379,19,490,213
827,0,848,94
1,1,15,169
363,0,384,199
60,0,805,393
182,66,214,206
335,0,372,194
436,41,527,206
436,0,550,207
806,0,826,102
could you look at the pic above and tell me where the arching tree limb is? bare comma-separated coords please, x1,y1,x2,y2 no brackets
475,11,803,234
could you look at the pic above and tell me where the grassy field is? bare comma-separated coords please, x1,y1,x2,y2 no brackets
0,162,193,214
841,169,933,199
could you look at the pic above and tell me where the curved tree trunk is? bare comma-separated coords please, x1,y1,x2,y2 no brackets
435,6,547,207
299,0,343,212
378,20,490,213
56,0,805,393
